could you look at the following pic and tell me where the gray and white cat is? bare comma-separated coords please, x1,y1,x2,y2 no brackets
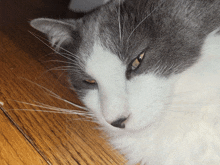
30,0,220,164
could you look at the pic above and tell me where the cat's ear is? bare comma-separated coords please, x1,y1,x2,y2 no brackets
30,18,81,50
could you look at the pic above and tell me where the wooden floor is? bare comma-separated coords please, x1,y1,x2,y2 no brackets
0,0,126,164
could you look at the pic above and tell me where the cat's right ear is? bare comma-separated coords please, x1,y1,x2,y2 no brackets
30,18,81,50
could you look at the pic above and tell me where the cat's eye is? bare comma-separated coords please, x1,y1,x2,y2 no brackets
84,79,97,84
131,52,145,70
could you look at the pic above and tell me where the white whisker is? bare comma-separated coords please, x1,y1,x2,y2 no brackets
47,68,74,71
51,95,88,110
127,0,165,42
61,52,82,61
43,60,76,65
118,0,122,42
10,109,91,116
29,31,84,71
43,66,77,72
12,100,87,114
29,31,76,63
18,78,88,110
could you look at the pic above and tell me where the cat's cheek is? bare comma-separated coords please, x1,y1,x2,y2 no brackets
126,74,176,130
82,89,108,125
82,89,100,113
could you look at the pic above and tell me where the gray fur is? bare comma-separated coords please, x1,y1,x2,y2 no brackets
30,0,220,102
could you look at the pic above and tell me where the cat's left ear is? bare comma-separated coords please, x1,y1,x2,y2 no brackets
30,18,81,50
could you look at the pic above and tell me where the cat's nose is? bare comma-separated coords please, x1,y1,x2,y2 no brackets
111,117,127,128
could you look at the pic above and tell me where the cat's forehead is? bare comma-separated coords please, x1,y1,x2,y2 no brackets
76,0,214,77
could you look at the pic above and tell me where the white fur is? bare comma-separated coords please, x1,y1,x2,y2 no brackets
85,42,129,124
83,29,220,164
84,42,175,130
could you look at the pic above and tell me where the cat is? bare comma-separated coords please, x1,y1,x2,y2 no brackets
30,0,220,164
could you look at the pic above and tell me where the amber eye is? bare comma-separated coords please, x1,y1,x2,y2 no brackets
84,79,96,84
131,52,145,70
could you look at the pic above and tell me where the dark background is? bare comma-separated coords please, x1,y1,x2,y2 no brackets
0,0,84,58
0,0,86,86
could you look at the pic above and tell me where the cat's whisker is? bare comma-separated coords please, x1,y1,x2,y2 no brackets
10,99,94,119
41,62,82,78
118,0,122,42
127,0,165,42
43,66,77,73
32,100,88,112
58,52,82,62
47,68,75,71
37,52,58,61
43,60,77,65
29,31,84,71
19,78,88,110
12,100,88,114
10,109,92,116
19,78,58,98
29,31,77,63
44,92,88,110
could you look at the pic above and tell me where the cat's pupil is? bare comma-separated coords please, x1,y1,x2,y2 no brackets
131,53,145,70
138,53,144,62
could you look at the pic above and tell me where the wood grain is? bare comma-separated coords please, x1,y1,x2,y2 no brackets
0,0,127,164
0,106,48,165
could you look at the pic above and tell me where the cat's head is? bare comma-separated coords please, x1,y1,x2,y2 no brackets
30,0,209,132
